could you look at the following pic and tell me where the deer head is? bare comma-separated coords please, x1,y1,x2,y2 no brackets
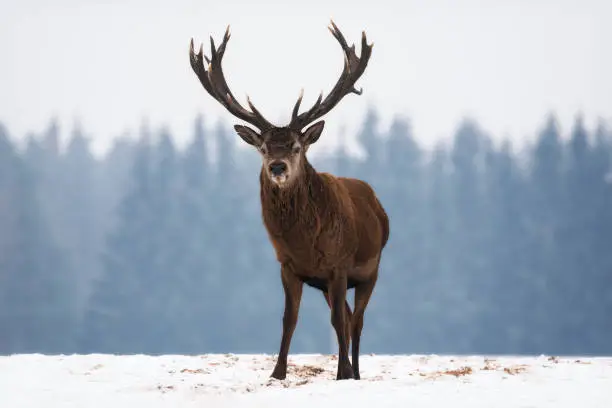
189,21,373,187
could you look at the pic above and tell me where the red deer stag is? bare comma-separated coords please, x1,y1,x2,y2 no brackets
188,21,389,380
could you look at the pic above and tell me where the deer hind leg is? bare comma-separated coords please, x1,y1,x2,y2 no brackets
323,292,352,352
351,274,378,380
328,272,354,380
271,265,303,380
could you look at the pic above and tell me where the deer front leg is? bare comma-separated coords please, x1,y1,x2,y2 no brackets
328,271,354,380
270,264,303,380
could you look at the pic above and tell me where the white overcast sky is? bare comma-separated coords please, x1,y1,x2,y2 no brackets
0,0,610,156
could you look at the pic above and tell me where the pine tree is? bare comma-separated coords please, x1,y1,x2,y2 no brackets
482,138,530,352
0,124,77,353
59,124,105,318
524,114,566,353
82,124,158,353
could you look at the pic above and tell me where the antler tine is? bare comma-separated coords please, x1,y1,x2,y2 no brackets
289,21,373,131
291,88,304,121
188,26,274,131
246,94,269,123
328,20,350,52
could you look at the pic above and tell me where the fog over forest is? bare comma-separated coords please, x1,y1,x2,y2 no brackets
1,108,611,356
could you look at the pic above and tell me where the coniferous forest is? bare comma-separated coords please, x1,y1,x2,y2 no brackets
1,108,611,356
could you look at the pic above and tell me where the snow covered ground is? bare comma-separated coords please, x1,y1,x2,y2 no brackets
1,353,611,407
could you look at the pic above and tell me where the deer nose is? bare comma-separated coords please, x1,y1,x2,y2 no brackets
269,161,287,176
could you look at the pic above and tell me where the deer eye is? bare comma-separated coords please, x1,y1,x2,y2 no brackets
292,144,301,154
259,144,268,154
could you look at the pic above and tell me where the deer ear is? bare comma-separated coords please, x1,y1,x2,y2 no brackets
301,120,325,145
234,124,262,147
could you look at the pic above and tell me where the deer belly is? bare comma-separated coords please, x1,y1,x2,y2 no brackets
301,276,327,291
299,275,362,292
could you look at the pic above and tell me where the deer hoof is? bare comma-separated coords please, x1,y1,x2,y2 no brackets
336,363,355,380
270,367,287,380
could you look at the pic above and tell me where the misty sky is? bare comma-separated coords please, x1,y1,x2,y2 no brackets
1,0,610,157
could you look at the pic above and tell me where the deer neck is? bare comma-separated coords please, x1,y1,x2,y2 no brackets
259,159,324,233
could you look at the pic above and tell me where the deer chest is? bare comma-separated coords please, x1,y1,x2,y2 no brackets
264,211,356,270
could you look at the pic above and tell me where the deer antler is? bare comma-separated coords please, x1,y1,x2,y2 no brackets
189,26,274,131
289,20,373,131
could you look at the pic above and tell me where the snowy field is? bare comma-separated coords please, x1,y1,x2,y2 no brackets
1,353,611,407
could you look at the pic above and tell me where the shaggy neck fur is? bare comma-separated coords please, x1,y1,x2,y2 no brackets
260,158,326,236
